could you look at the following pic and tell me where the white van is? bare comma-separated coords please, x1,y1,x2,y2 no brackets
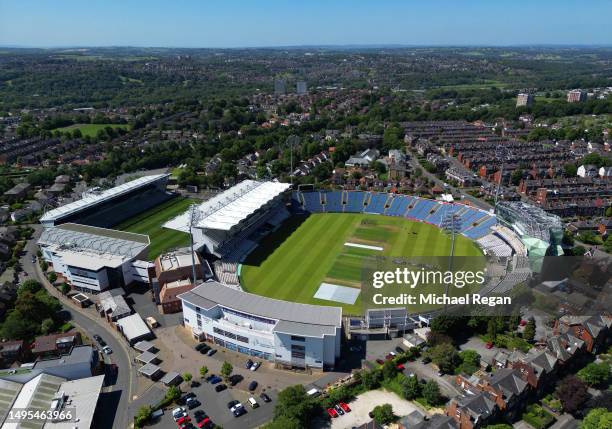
248,397,259,408
306,388,321,397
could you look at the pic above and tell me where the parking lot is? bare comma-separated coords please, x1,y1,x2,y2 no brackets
149,378,277,429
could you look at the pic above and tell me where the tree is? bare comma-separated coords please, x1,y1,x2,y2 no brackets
220,361,233,381
427,343,459,374
422,380,443,406
264,415,302,429
165,386,181,403
580,408,612,429
361,369,382,390
60,283,70,295
457,350,481,375
18,279,42,296
556,375,589,415
382,359,397,380
577,362,610,387
134,405,153,428
523,317,536,342
41,318,55,335
273,385,318,427
371,404,394,425
400,375,421,400
199,366,209,378
182,372,193,383
47,272,57,283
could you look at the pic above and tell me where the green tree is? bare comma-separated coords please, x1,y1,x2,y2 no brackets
371,404,394,425
40,318,55,335
273,385,318,428
134,405,153,428
422,380,443,405
220,361,233,381
47,272,57,283
199,366,209,378
60,283,70,295
400,375,421,400
457,350,481,375
577,362,610,387
523,317,536,342
382,359,397,380
182,372,193,383
580,408,612,429
165,386,181,403
264,415,302,429
18,279,42,296
427,343,459,374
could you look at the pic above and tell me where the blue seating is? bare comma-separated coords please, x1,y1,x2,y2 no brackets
426,204,457,226
386,195,412,217
302,192,323,212
458,209,484,231
364,193,388,214
324,191,343,212
406,199,436,221
464,216,498,239
345,191,365,213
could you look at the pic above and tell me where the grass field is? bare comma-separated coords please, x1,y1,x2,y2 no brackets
116,196,194,259
55,123,130,137
240,213,484,314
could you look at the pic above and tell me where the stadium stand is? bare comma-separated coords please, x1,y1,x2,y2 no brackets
213,260,241,288
302,191,324,212
406,198,437,221
476,234,513,258
386,195,413,217
323,191,343,212
463,216,498,240
364,192,388,214
345,191,366,213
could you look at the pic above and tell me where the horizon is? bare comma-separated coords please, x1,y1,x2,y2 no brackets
1,0,611,48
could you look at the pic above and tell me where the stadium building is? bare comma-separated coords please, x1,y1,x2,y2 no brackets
38,223,151,294
179,281,342,370
40,174,171,228
164,180,291,260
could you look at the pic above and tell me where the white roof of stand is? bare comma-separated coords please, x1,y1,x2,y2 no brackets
164,180,290,232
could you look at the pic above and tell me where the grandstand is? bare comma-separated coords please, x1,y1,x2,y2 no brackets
294,190,499,241
40,174,172,228
164,180,291,259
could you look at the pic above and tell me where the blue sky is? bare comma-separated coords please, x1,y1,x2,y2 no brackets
0,0,610,48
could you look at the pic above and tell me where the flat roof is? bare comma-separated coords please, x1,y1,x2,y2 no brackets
138,363,161,377
133,340,155,352
160,371,181,385
179,281,342,337
164,180,290,232
116,314,152,341
159,251,198,271
39,223,149,260
136,351,158,364
40,174,170,223
43,375,105,429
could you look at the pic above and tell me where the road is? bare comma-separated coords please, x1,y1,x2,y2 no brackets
20,225,135,429
407,153,493,211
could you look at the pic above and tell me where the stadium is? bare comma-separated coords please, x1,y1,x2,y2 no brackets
38,175,536,370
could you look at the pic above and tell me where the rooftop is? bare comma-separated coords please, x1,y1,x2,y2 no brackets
179,281,342,337
115,313,152,342
164,180,290,232
159,250,199,271
40,174,170,223
43,375,105,429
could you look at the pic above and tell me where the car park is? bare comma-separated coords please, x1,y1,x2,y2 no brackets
339,402,351,412
259,392,271,403
327,408,338,418
248,380,258,391
215,383,227,392
250,361,260,371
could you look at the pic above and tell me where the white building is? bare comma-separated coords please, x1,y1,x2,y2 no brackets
164,180,291,260
179,282,342,370
38,223,150,294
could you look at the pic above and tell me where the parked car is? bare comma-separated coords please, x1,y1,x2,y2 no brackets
248,380,258,391
215,383,227,392
93,334,102,342
172,407,187,421
190,380,201,388
195,343,208,351
227,400,240,409
376,358,385,365
334,404,345,415
396,363,405,371
207,375,222,384
339,402,351,412
229,374,243,386
389,351,397,357
259,392,271,403
179,392,196,405
186,397,200,409
245,359,254,369
395,346,405,354
206,348,216,356
102,345,112,355
231,403,246,417
327,408,338,418
248,397,259,408
250,362,260,371
485,342,494,349
197,417,212,429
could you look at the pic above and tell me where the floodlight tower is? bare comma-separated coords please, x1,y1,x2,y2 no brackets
188,204,202,285
494,146,513,214
286,135,300,187
441,212,462,312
